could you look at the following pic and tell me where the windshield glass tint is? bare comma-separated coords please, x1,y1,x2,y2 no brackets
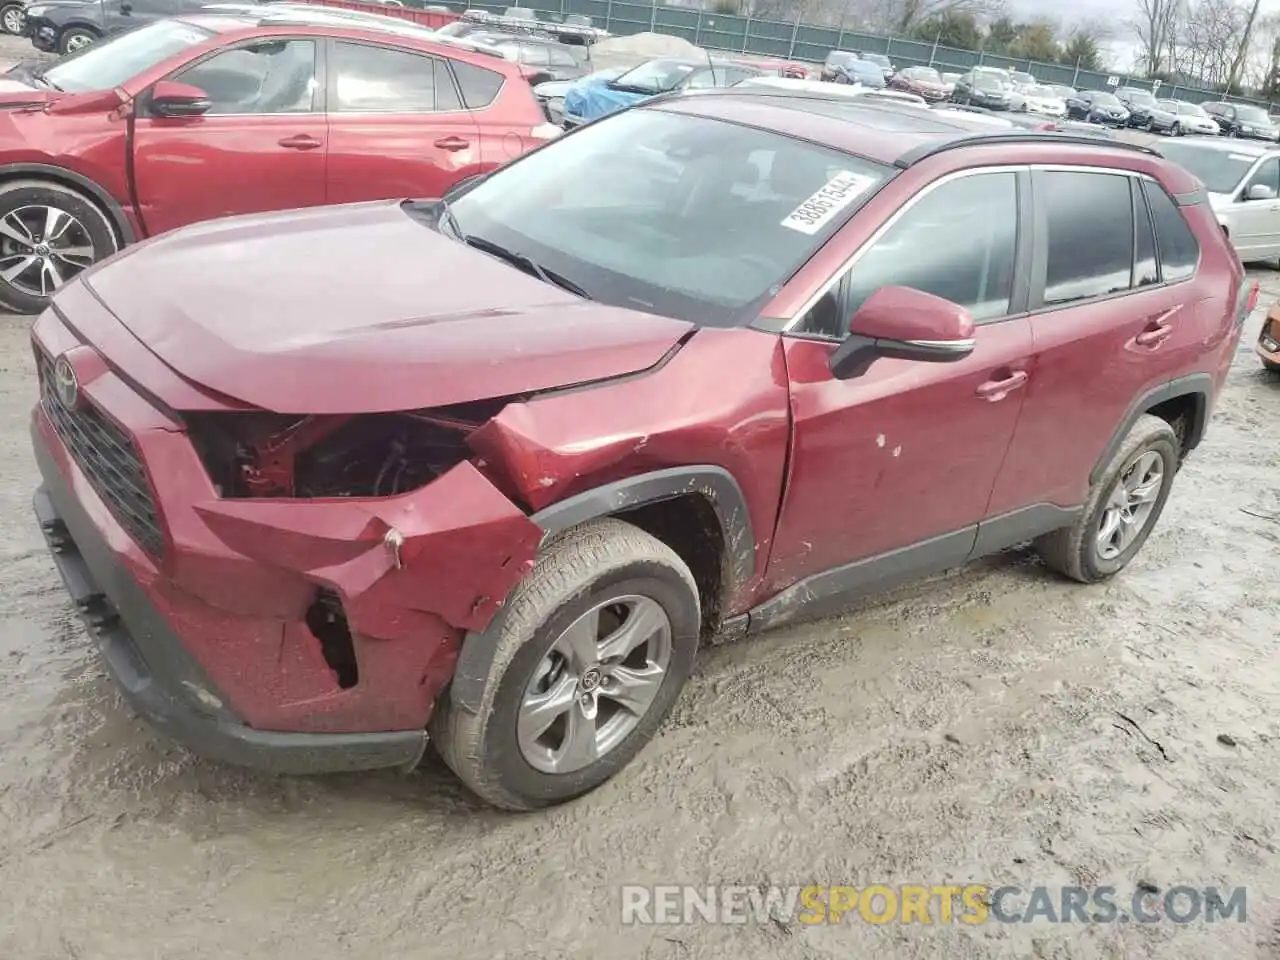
1158,143,1256,193
43,20,213,92
1178,102,1207,116
449,109,892,325
908,67,941,82
1124,90,1156,105
1027,85,1057,97
1236,104,1271,123
611,59,694,93
1094,92,1120,107
974,75,1003,90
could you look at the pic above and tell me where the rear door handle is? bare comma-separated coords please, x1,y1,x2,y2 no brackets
434,136,471,151
976,370,1028,401
278,134,322,150
1135,323,1173,346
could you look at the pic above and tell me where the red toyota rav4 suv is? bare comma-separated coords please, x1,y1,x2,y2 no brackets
0,9,553,314
31,91,1252,810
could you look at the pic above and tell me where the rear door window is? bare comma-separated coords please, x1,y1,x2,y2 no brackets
1038,170,1134,306
1132,179,1159,288
1142,180,1200,281
331,41,437,112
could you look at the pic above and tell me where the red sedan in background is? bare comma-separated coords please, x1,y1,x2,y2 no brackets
0,7,556,313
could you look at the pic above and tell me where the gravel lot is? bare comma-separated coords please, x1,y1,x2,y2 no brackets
1,28,1279,959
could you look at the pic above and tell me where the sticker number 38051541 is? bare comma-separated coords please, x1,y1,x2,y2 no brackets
781,170,878,235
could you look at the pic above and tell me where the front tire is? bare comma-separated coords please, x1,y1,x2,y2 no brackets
57,26,99,54
0,179,119,314
431,518,700,811
1035,415,1179,584
1172,122,1183,136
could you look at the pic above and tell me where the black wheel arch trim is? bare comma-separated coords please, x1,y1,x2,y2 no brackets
448,465,755,715
0,163,136,244
1089,372,1214,485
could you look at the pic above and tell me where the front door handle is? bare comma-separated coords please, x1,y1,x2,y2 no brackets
976,370,1028,401
434,136,471,151
278,134,323,150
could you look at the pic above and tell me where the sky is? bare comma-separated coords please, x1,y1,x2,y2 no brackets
1007,0,1280,71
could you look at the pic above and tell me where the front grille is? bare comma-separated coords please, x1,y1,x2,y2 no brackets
38,353,165,558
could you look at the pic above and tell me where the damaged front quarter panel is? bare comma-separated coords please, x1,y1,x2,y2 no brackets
193,461,543,638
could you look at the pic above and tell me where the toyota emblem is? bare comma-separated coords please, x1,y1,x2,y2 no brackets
52,354,79,410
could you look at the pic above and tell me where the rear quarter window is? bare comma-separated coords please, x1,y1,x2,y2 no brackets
451,59,505,109
1142,179,1200,281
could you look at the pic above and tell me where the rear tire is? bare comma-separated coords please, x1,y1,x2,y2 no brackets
431,518,701,811
57,26,99,54
1035,415,1179,584
0,179,119,315
1172,121,1183,136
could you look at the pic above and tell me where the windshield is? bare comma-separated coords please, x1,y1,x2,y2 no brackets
863,53,890,67
1157,99,1178,111
974,74,1004,91
1236,104,1271,123
1122,89,1156,105
1178,101,1207,116
1157,142,1257,193
1026,85,1057,98
447,109,892,325
1010,72,1034,85
849,60,882,76
610,59,696,94
1093,92,1120,107
826,51,856,68
41,19,212,93
1052,85,1075,97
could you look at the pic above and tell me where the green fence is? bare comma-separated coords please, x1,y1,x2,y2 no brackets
443,0,1278,112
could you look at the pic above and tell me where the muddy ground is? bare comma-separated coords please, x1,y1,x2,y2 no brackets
0,278,1276,959
0,30,1279,955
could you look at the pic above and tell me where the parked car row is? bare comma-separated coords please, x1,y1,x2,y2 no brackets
28,79,1263,815
0,6,562,313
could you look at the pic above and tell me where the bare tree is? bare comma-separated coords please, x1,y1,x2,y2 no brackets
1131,0,1182,74
1227,0,1262,89
1175,0,1246,86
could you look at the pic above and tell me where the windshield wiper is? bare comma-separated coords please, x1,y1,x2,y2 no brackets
461,233,592,300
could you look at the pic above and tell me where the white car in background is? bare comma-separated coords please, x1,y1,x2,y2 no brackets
1155,138,1280,261
1167,100,1221,136
1008,83,1067,118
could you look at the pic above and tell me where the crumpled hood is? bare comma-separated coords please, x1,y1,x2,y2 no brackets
80,200,693,415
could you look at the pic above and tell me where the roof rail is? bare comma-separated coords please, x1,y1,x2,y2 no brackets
894,131,1161,168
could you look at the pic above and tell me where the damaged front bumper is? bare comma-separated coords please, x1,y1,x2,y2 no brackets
30,330,544,774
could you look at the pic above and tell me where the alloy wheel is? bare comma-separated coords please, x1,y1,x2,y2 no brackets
1095,450,1164,561
1,8,21,32
517,594,673,775
0,204,97,298
63,32,94,51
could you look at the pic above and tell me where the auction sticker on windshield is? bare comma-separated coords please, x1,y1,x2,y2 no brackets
782,171,877,235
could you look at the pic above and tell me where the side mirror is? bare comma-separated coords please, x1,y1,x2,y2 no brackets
1247,183,1276,201
828,285,976,380
149,80,212,118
